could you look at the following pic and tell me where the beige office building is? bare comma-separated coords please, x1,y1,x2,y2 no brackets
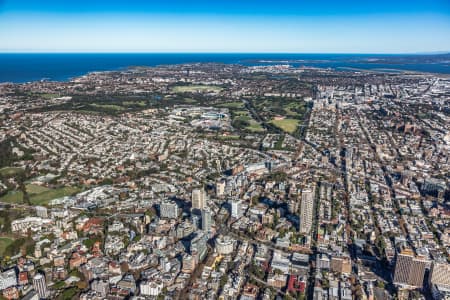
192,188,207,210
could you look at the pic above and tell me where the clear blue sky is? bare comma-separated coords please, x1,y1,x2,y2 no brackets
0,0,449,53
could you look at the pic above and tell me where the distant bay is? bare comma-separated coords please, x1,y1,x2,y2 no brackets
1,53,449,83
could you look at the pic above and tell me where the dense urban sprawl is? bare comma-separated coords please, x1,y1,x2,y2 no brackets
0,64,449,300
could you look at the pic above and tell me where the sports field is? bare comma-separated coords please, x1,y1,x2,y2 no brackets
269,118,299,134
89,103,125,111
0,184,80,205
217,102,244,108
171,85,222,93
233,115,264,132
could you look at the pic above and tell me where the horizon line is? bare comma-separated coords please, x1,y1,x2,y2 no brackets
0,51,449,55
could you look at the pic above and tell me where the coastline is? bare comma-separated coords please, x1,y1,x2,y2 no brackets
1,53,450,83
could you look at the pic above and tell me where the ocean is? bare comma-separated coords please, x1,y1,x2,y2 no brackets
1,53,450,83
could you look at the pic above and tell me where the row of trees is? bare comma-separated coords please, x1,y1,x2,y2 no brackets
0,138,16,168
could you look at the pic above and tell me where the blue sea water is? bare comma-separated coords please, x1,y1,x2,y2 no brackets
0,53,449,83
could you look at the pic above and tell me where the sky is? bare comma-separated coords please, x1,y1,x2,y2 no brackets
0,0,449,53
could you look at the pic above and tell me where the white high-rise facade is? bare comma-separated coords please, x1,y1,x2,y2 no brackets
216,180,226,197
216,235,234,255
33,273,48,299
201,208,212,232
192,188,207,210
160,200,179,219
140,280,164,296
299,188,315,234
231,200,243,218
